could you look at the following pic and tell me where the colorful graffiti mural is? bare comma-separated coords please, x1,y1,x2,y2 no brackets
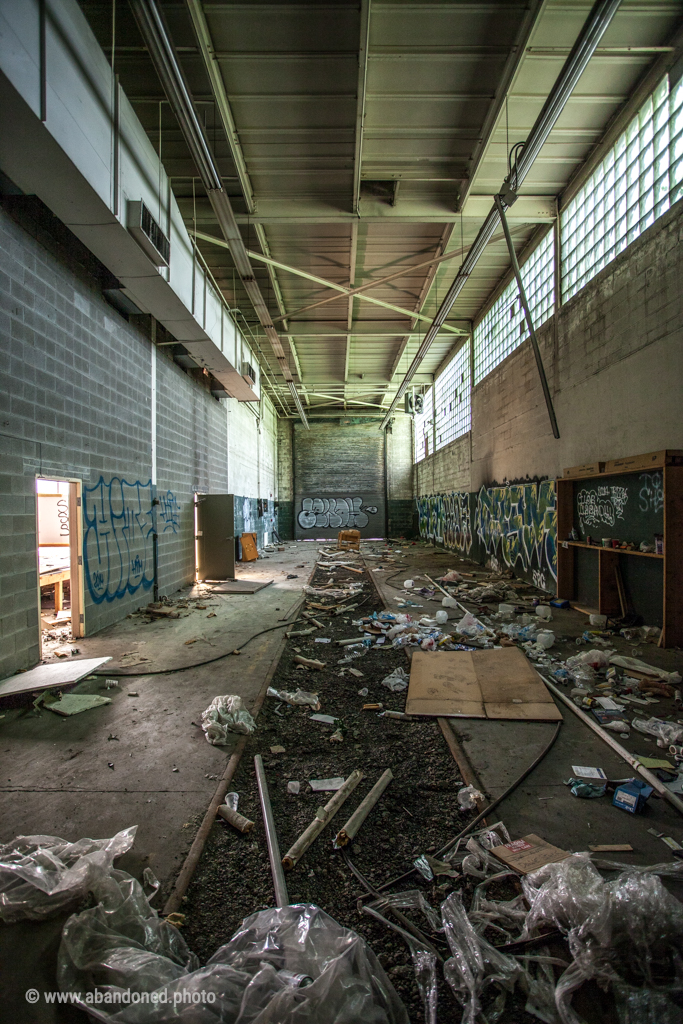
417,481,557,588
416,492,472,553
475,481,557,583
83,477,180,603
298,497,378,530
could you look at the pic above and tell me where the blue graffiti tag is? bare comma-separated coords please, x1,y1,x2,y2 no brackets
83,477,181,604
158,490,181,533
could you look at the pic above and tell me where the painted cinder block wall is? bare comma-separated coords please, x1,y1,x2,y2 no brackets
415,196,683,592
0,201,278,679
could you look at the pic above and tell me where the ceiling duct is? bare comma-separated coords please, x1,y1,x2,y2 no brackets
128,0,308,427
379,0,622,430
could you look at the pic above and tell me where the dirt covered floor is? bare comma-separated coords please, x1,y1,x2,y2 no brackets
179,547,545,1023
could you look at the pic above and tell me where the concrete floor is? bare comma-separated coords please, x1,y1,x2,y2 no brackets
370,542,683,867
0,543,321,1023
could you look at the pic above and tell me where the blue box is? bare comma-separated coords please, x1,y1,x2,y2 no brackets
613,779,653,814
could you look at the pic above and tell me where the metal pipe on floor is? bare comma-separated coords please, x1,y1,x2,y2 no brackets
542,676,683,818
254,754,289,907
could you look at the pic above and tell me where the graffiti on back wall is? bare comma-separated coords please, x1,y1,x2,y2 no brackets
83,477,180,604
417,481,557,586
475,481,557,583
416,492,473,553
298,497,378,530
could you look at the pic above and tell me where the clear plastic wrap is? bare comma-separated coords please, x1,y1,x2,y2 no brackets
59,870,409,1023
0,826,136,922
440,891,520,1024
521,854,683,1024
200,694,255,743
631,717,683,747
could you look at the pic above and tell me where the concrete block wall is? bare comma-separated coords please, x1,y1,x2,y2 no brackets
276,419,294,539
386,412,416,537
0,200,277,679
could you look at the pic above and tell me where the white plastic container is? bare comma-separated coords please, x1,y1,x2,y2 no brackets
442,596,458,608
435,609,448,624
536,605,552,620
589,613,607,628
403,579,414,589
536,630,555,649
498,603,515,619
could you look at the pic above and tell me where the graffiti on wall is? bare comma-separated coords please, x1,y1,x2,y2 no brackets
298,497,378,530
577,484,628,528
638,471,663,514
83,477,180,603
416,492,473,553
475,481,557,583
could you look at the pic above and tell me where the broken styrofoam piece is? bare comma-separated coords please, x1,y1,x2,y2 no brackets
201,694,256,745
310,713,337,725
381,667,409,693
309,778,345,792
45,694,112,716
287,781,300,794
267,686,320,708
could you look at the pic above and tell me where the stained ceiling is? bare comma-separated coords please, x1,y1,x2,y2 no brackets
78,1,683,417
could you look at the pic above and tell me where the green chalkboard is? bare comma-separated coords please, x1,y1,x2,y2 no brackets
572,470,664,548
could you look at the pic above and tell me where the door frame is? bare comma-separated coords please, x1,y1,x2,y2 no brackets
35,476,85,659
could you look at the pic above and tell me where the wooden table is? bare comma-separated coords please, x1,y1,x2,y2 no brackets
40,568,70,612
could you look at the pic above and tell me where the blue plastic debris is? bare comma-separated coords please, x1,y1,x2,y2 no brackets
613,778,653,814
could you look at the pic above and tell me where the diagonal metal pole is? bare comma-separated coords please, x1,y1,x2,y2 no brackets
493,194,560,439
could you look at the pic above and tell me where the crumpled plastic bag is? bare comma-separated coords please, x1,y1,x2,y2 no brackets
566,649,612,671
201,694,256,744
381,667,409,692
58,871,409,1024
0,826,136,923
458,784,484,810
609,655,682,685
266,686,320,708
455,612,487,637
631,716,683,747
521,854,683,1024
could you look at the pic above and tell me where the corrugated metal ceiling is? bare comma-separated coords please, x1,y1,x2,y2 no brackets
79,1,683,416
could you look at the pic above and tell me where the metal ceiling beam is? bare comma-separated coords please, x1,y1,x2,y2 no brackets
129,0,308,428
379,0,622,430
353,0,371,214
193,229,469,334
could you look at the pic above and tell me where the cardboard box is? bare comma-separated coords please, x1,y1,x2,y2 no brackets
491,834,570,874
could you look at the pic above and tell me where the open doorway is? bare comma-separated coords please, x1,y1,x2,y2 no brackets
36,478,84,658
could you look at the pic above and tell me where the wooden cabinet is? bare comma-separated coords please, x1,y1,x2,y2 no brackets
556,450,683,647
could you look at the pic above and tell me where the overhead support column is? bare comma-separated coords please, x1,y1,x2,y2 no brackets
379,0,622,430
129,0,309,427
353,0,371,215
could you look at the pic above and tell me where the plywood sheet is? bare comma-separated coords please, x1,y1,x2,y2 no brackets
240,533,258,562
405,649,562,721
211,579,273,594
0,658,111,698
405,651,485,718
474,648,562,720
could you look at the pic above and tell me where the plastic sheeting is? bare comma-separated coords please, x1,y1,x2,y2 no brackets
0,826,136,923
201,695,255,744
58,870,409,1023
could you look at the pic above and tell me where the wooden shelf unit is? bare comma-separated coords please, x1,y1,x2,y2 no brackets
557,450,683,648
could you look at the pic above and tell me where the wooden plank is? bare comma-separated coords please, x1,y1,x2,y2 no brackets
562,461,605,479
664,465,683,647
556,480,574,600
603,450,683,475
406,651,485,718
0,657,111,698
240,532,258,562
598,549,621,616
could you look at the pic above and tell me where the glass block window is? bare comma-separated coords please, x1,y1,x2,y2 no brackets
562,74,683,301
473,230,554,385
413,386,433,463
434,340,471,450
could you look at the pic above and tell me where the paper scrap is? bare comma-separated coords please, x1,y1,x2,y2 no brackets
572,766,607,780
310,714,337,725
309,777,345,792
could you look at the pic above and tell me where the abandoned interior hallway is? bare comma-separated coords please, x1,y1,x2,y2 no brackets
2,0,683,1021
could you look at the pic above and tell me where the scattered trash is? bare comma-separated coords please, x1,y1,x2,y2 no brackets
632,716,683,747
457,785,483,810
217,792,254,833
282,770,363,869
381,667,409,692
413,854,434,880
613,778,654,814
567,776,607,799
104,678,119,689
588,844,633,852
358,687,369,697
310,713,337,725
491,834,569,874
269,745,286,754
329,728,344,743
287,781,300,794
314,637,331,643
201,694,256,745
309,778,345,792
572,766,607,779
267,686,320,708
127,691,139,697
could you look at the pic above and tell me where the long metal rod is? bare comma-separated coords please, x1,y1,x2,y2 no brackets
542,677,683,818
379,0,622,428
494,194,560,438
128,0,308,427
254,755,289,907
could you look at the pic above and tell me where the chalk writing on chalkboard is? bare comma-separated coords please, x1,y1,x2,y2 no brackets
577,485,628,528
638,472,663,514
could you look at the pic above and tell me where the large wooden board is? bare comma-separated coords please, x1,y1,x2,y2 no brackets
406,649,562,721
0,658,111,698
405,651,485,718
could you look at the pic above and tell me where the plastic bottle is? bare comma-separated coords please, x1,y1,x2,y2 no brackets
403,579,414,588
435,609,448,624
536,605,552,621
